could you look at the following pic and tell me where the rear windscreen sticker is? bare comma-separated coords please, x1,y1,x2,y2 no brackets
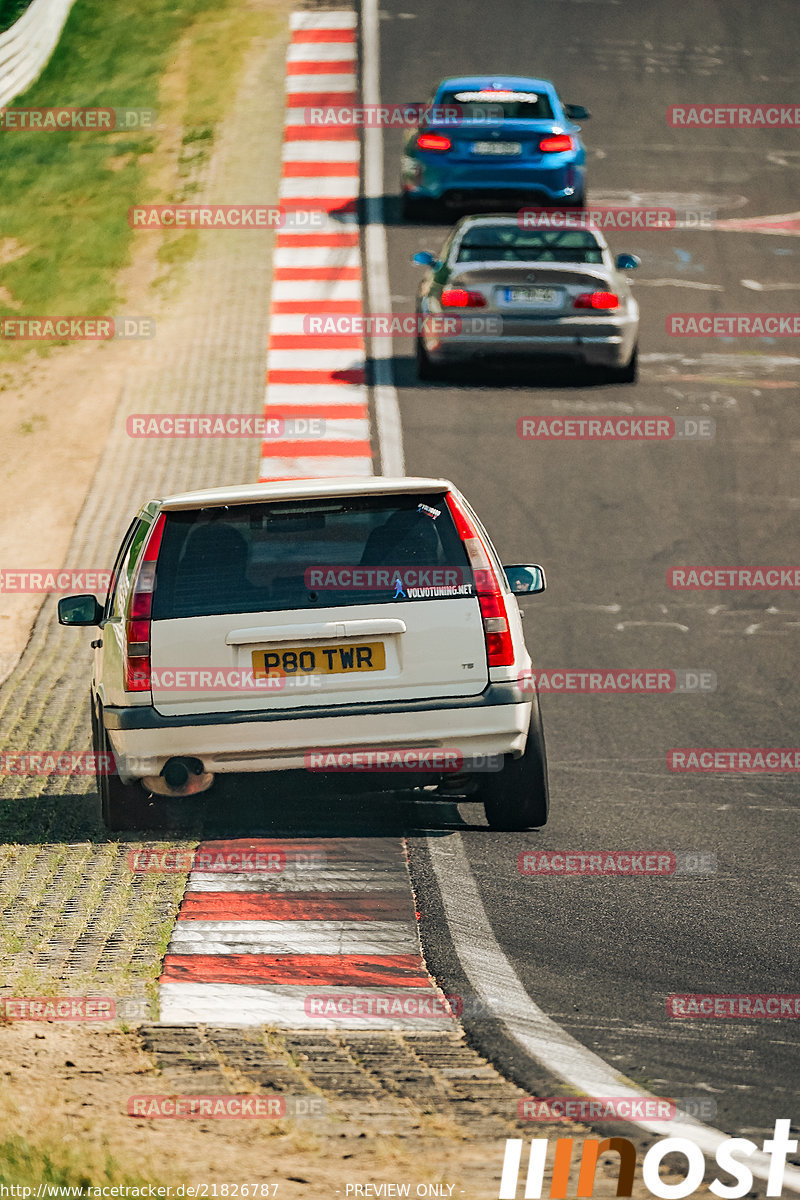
417,503,441,519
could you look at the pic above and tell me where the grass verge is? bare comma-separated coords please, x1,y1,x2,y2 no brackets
0,0,276,362
0,1135,149,1190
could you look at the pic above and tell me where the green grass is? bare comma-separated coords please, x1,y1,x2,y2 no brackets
0,0,32,34
0,1135,148,1188
0,0,269,361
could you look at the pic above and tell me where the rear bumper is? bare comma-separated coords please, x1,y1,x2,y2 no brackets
425,320,639,368
403,159,585,205
104,683,532,783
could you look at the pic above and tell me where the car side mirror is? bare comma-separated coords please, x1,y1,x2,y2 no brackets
504,564,547,595
58,594,103,626
616,253,640,270
412,250,439,267
564,104,590,120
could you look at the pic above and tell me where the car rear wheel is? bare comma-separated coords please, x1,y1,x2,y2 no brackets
92,697,155,832
415,333,448,381
612,343,638,384
477,699,549,830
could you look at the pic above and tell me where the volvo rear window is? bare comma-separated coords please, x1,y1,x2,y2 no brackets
436,88,554,121
151,495,475,618
456,226,604,264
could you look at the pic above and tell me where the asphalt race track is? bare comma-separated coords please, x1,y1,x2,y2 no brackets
371,0,800,1146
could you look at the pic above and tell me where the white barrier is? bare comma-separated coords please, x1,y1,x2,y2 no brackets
0,0,76,108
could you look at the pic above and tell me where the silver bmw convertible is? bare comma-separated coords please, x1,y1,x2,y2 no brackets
411,214,640,382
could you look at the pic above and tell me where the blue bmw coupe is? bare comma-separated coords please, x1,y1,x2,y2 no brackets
401,75,590,219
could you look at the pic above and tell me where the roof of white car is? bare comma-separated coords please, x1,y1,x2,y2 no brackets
157,476,454,510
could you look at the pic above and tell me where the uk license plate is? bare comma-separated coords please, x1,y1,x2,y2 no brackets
472,141,522,155
502,286,559,305
252,641,386,677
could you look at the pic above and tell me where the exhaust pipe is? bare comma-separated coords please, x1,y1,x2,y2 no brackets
144,757,214,797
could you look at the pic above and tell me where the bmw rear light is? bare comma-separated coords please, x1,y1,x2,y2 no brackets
538,134,574,153
574,291,620,310
124,513,166,692
417,133,452,152
445,493,515,668
441,288,487,308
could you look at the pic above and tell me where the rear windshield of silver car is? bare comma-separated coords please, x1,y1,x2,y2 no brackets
457,227,604,264
151,495,476,618
436,89,554,122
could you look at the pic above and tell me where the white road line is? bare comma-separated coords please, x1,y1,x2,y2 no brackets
361,0,405,477
632,278,724,290
159,982,454,1029
426,834,800,1193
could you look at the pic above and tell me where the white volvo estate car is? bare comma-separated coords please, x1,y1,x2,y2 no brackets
58,477,548,832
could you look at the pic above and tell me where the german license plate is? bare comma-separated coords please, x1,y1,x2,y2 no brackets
502,286,559,305
252,641,386,677
472,141,522,155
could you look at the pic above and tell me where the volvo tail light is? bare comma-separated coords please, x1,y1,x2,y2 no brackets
124,514,166,692
445,493,515,667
